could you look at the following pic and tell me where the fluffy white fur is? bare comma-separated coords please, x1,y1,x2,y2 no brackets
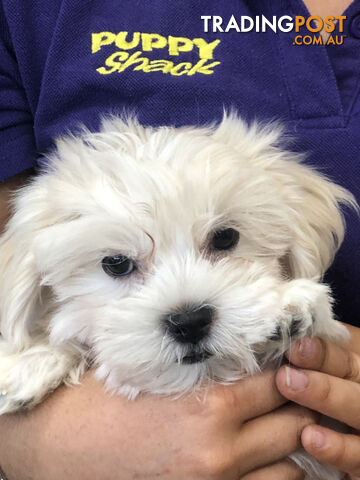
0,113,357,479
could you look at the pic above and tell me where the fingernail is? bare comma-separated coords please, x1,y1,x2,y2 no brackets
285,367,308,391
310,429,326,449
298,337,315,358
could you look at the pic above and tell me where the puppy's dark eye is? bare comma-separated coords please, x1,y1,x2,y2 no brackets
211,228,239,251
102,255,136,277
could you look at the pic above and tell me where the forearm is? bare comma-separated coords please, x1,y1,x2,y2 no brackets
0,368,313,480
0,375,99,480
0,413,35,480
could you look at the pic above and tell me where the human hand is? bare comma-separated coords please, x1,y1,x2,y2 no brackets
0,369,315,480
276,324,360,479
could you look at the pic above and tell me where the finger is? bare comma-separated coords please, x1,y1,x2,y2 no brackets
276,366,360,429
213,370,287,422
286,337,360,382
241,459,304,480
236,404,317,474
302,425,360,477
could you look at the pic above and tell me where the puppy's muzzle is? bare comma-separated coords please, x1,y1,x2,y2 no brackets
164,306,214,345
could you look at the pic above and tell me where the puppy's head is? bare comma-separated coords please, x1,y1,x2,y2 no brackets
0,113,354,395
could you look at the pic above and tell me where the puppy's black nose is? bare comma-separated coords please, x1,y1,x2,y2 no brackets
164,306,214,345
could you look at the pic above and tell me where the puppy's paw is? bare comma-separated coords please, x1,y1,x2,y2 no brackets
0,354,36,413
0,389,36,414
0,342,83,414
269,279,348,346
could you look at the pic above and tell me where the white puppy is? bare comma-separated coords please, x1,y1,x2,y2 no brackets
0,113,356,479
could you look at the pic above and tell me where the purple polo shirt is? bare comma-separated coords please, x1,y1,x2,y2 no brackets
0,0,359,326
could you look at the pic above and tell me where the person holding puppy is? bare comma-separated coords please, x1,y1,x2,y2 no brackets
0,0,359,479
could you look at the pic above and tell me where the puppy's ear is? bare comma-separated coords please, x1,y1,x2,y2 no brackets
284,162,357,279
214,112,357,279
0,184,47,350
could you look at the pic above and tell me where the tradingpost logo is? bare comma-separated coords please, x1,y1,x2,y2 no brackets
201,15,347,46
